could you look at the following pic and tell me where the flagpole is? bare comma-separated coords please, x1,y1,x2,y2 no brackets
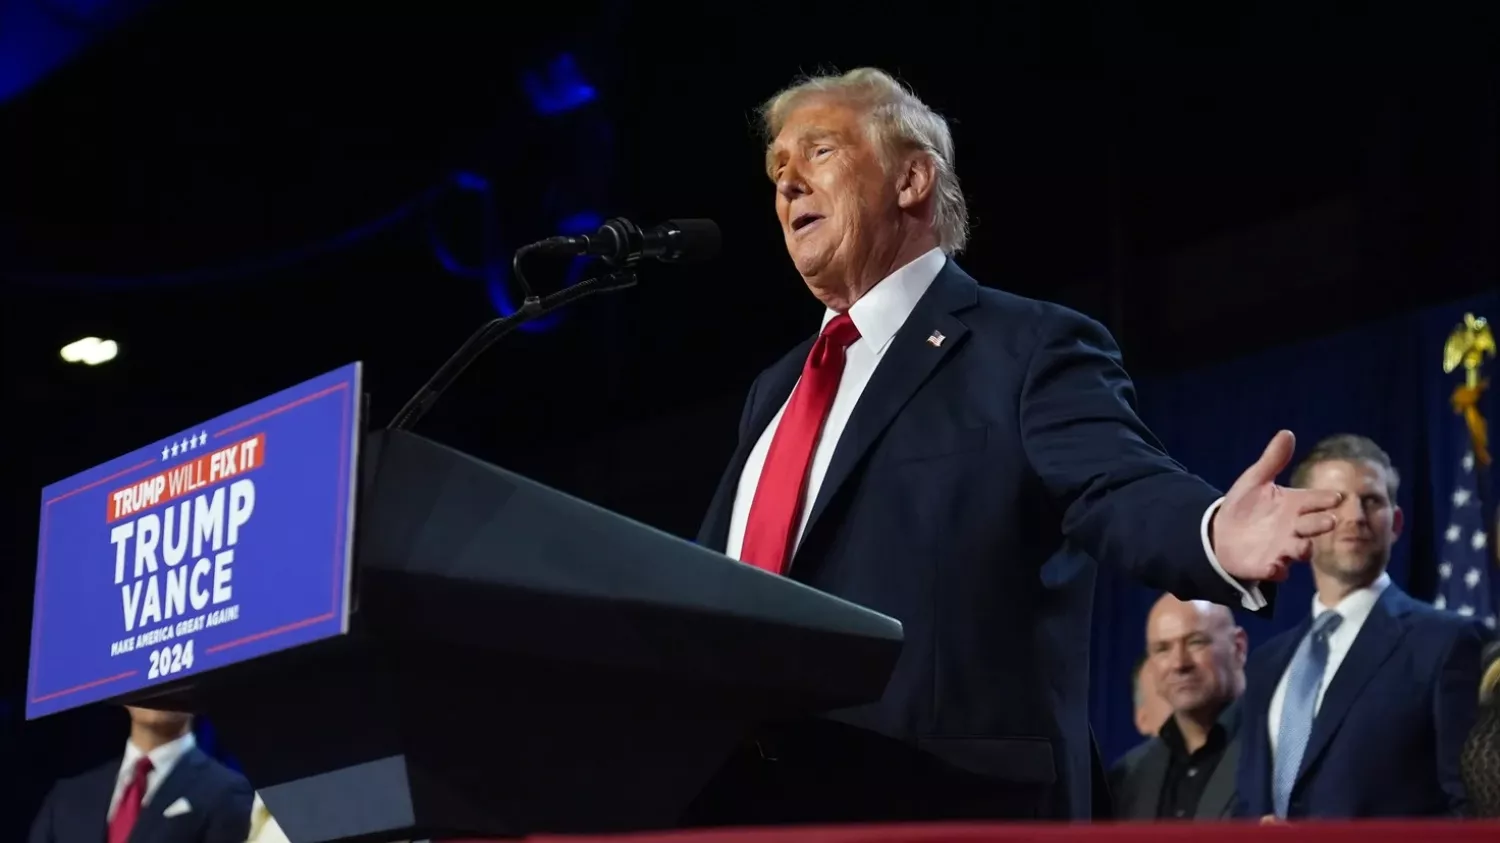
1436,313,1496,627
1443,313,1495,466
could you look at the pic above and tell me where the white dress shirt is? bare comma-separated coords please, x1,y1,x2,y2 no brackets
1266,571,1392,757
723,246,1258,607
107,730,196,820
725,247,948,561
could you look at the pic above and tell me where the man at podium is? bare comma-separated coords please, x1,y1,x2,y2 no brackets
692,67,1344,822
26,707,251,843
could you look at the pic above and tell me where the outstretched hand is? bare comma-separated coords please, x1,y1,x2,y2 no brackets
1210,430,1344,584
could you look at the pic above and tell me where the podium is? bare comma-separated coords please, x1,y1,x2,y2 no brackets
136,430,904,842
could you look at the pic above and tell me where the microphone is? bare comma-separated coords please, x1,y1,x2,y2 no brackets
386,215,720,432
385,269,637,431
536,217,721,267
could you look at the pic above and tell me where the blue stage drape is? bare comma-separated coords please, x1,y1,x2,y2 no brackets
1093,291,1500,765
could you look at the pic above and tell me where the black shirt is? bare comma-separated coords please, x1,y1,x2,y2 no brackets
1154,710,1232,819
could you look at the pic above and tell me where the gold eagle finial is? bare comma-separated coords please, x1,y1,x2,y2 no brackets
1444,313,1494,467
1443,313,1495,389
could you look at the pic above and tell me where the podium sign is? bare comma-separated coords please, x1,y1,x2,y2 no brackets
26,363,363,719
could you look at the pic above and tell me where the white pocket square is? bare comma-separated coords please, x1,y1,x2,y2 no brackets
162,797,192,818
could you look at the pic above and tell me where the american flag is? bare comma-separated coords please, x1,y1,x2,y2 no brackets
1433,441,1495,630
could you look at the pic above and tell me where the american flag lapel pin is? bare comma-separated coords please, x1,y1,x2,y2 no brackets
926,330,946,348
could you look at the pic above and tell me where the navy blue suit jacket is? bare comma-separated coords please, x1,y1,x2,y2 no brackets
28,747,252,843
1236,585,1486,818
698,260,1257,818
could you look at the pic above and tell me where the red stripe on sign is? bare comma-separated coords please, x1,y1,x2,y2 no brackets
106,434,266,523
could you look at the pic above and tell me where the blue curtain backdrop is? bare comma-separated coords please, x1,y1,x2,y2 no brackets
1093,290,1500,765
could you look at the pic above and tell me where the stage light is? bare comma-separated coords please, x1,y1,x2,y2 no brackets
60,336,118,365
556,211,603,234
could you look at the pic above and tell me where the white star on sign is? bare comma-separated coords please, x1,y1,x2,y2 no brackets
1474,530,1489,552
1462,451,1475,472
196,431,208,447
1439,561,1453,579
180,437,190,452
169,441,180,457
161,445,170,460
1454,487,1472,507
1465,567,1482,589
1447,524,1463,543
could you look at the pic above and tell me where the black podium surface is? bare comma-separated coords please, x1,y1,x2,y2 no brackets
134,430,903,842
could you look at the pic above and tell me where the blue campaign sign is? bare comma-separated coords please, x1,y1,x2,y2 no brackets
27,363,363,719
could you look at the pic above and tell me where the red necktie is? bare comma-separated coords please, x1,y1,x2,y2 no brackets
740,313,861,574
108,756,153,843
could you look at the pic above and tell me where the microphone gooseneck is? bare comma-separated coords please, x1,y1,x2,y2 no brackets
385,265,636,432
385,215,717,432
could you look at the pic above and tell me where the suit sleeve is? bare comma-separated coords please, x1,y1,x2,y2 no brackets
26,784,56,843
1232,715,1259,817
1019,308,1264,609
1434,619,1487,816
202,774,254,843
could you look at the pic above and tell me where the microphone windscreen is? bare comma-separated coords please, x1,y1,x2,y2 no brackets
666,218,721,263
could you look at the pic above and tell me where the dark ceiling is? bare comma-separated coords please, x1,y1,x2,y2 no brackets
0,1,1496,781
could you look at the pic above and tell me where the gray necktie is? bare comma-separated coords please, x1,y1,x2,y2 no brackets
1272,610,1343,817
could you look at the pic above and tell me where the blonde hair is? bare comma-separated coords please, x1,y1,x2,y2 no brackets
759,67,970,254
1482,654,1500,705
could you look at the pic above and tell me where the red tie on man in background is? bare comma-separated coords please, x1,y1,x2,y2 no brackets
108,756,154,843
740,313,861,575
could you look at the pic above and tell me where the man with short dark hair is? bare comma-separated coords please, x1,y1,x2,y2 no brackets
1236,434,1486,819
28,707,251,843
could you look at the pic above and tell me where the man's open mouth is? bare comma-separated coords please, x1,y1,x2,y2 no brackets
791,213,824,233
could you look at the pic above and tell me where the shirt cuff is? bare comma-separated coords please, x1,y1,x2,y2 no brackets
1200,496,1268,611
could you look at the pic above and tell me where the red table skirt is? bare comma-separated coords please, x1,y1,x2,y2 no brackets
442,821,1500,843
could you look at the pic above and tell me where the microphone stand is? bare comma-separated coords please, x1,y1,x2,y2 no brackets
386,258,639,432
